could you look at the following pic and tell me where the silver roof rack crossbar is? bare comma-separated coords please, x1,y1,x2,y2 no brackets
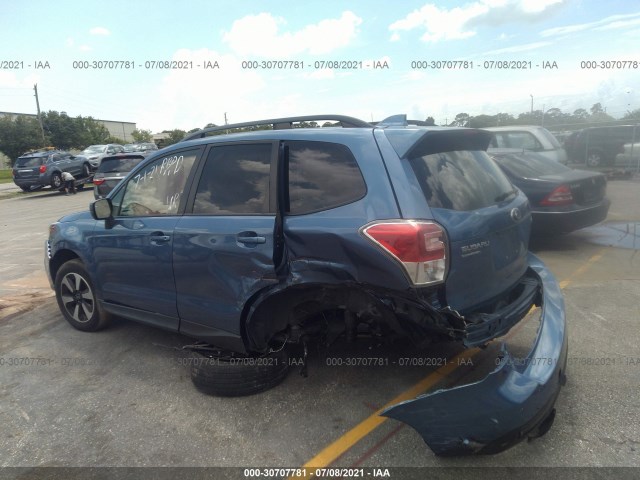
182,114,372,142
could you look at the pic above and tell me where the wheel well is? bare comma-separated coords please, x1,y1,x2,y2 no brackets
242,285,401,352
49,250,80,283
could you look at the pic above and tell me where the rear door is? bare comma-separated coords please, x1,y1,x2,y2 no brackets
173,142,278,343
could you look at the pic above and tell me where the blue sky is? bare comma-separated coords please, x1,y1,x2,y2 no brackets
1,0,639,132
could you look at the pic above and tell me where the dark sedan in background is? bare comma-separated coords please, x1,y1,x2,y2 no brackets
488,149,610,235
93,154,146,199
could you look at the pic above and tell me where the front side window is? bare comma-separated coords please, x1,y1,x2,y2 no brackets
118,149,198,216
192,143,272,215
286,140,366,215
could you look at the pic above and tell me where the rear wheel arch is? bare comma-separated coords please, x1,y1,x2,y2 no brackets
241,283,400,352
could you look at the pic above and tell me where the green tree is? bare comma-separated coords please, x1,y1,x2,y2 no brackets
468,114,496,128
453,113,470,127
0,115,44,165
131,129,153,142
424,116,435,126
622,108,640,121
41,111,110,148
160,129,187,147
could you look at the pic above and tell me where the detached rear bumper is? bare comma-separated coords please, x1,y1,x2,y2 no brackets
382,253,567,456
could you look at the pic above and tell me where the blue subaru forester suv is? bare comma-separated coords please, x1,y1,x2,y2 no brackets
45,115,567,456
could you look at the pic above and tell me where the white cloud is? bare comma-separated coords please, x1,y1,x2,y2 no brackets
595,17,640,31
90,27,110,36
223,11,362,57
481,41,551,55
138,48,269,131
389,0,567,42
541,12,640,37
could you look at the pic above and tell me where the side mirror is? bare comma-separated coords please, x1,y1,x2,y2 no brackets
91,198,113,220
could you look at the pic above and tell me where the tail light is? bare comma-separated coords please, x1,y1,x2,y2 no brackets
362,220,448,286
93,178,105,186
540,185,573,206
39,165,47,173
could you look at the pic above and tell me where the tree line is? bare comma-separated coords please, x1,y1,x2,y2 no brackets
0,111,159,166
449,103,640,130
2,104,639,166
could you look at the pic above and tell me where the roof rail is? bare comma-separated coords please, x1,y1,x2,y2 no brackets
181,114,372,142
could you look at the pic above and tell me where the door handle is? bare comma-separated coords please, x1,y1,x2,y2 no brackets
237,235,266,245
150,235,171,245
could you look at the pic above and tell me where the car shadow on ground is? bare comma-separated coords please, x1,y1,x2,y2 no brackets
529,233,583,253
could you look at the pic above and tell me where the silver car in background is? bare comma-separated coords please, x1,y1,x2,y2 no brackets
78,144,125,170
485,125,568,164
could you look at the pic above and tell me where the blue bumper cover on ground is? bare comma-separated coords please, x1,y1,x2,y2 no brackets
382,253,568,456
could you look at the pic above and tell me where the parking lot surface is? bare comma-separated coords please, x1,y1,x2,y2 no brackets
0,181,639,475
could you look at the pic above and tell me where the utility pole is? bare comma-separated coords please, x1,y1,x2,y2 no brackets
34,84,46,145
530,94,533,116
224,112,228,125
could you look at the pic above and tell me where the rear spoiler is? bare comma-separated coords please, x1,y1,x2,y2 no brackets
381,121,493,159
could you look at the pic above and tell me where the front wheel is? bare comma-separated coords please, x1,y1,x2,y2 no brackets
82,163,91,177
54,260,111,331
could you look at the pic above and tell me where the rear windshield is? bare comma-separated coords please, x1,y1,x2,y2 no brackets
492,152,570,177
15,157,44,168
97,157,144,174
409,150,515,211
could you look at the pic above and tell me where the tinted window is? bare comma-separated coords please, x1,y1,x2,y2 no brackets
492,152,570,177
118,149,198,216
409,150,515,211
193,143,271,215
98,157,145,174
15,157,44,168
286,140,366,214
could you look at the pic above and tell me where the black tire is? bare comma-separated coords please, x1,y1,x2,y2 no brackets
190,348,289,397
586,149,605,167
54,259,111,332
19,186,31,192
50,172,62,189
82,163,91,177
76,184,85,191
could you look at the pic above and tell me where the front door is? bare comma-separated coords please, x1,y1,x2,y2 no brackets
90,148,200,330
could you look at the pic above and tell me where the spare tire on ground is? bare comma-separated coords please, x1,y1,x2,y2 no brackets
188,347,290,397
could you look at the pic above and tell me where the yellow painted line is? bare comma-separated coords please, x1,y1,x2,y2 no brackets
301,348,480,469
298,248,607,471
559,250,604,289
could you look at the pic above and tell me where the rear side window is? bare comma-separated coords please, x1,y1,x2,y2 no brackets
409,150,515,211
15,157,43,168
286,140,366,214
192,143,271,215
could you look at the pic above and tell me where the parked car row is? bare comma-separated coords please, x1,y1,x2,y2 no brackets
12,142,161,192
